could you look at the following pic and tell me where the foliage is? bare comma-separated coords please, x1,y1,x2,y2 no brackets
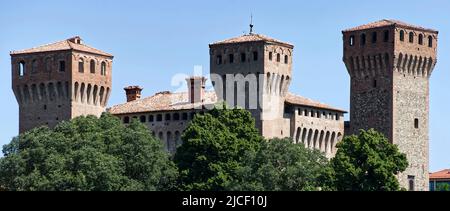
0,113,177,191
330,129,408,191
174,105,264,191
227,138,332,191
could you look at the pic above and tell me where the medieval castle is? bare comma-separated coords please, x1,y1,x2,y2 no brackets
10,20,438,191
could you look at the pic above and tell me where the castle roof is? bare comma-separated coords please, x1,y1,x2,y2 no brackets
285,93,346,113
343,19,438,33
210,33,294,48
10,36,113,57
108,91,345,115
430,169,450,180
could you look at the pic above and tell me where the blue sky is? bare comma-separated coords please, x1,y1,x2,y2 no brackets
0,0,448,171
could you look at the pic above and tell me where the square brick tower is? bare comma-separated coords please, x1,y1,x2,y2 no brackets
209,32,294,138
342,20,438,191
11,36,113,133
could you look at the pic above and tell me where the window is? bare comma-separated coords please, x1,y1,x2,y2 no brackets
140,115,146,123
360,33,366,46
304,110,309,117
408,176,415,191
383,30,389,42
123,116,130,124
19,61,25,76
277,53,281,62
336,114,340,121
31,60,38,73
216,55,222,65
59,61,66,72
418,34,423,45
399,30,405,41
409,32,414,43
284,55,288,64
253,51,258,61
373,79,377,88
349,35,355,46
78,58,84,73
415,118,419,129
229,54,234,63
190,112,196,119
371,32,377,43
90,60,96,73
269,52,273,61
157,114,162,121
428,36,433,47
174,113,180,121
241,53,246,62
101,62,106,75
311,111,315,117
45,58,52,72
182,113,188,120
149,115,154,122
298,109,302,116
165,113,171,121
316,111,320,118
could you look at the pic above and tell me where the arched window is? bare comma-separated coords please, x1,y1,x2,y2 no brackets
371,32,377,43
59,60,66,72
78,58,84,73
101,62,106,75
349,35,355,46
140,115,146,123
240,53,246,62
216,55,222,65
277,53,280,62
428,36,433,47
284,55,288,64
360,33,366,46
383,30,389,42
269,52,273,61
45,58,52,72
123,116,130,124
182,113,188,120
399,30,405,41
90,60,96,73
157,114,162,121
31,59,38,73
253,51,258,61
229,54,234,63
409,32,414,43
173,113,180,121
19,61,25,76
418,34,423,45
165,113,171,121
149,115,154,122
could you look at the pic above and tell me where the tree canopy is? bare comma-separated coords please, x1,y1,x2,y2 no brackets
0,113,177,191
330,129,408,191
174,105,264,191
227,138,331,191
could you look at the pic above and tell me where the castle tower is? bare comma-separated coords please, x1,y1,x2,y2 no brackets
342,20,438,191
11,36,113,133
209,33,293,138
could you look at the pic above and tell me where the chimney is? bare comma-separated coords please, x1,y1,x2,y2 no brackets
68,36,83,44
124,86,143,102
186,76,207,104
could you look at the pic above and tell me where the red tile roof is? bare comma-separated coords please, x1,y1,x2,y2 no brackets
210,33,294,48
108,91,345,115
343,19,438,33
285,93,346,113
430,169,450,180
10,36,113,57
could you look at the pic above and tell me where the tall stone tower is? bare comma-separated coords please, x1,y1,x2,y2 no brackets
209,32,293,138
11,36,113,133
342,20,438,191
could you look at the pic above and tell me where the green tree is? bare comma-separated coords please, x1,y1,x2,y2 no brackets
227,138,332,191
330,129,408,191
174,105,263,191
0,113,177,191
436,183,450,191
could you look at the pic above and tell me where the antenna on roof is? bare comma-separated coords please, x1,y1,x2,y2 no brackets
249,14,254,35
